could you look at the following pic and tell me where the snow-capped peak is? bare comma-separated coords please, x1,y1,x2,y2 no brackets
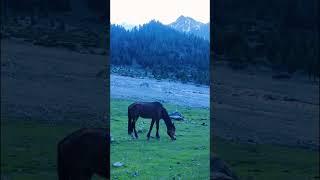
170,15,203,32
169,15,209,40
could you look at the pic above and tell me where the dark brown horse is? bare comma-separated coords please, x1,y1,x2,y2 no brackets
128,102,176,140
57,128,109,180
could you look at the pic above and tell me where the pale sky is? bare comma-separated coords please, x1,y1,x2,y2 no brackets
111,0,209,25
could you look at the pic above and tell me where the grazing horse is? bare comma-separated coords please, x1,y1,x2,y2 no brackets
128,102,176,140
57,128,109,180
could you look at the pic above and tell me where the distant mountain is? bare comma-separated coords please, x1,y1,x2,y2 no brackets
111,20,210,84
169,16,209,40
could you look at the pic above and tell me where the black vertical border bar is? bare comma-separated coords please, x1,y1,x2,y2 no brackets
210,0,214,178
105,0,111,178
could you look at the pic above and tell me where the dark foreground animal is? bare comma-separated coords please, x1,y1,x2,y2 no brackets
57,128,109,180
128,102,176,140
211,155,238,180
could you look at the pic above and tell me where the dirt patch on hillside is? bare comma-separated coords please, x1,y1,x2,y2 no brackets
211,64,319,149
1,39,108,123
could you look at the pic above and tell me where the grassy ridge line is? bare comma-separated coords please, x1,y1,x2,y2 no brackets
110,99,210,179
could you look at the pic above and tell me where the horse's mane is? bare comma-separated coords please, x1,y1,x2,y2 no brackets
161,107,174,129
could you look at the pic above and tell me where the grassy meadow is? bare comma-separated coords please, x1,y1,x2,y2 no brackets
214,138,319,180
1,100,318,180
110,99,210,179
0,119,105,180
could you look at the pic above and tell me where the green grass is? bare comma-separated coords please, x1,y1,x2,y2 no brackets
1,100,318,180
110,99,210,179
1,119,105,180
213,137,319,180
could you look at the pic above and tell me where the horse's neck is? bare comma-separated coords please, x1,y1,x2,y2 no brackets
161,108,172,129
163,117,172,130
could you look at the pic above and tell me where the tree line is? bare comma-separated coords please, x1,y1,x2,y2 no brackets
111,20,210,85
212,0,319,80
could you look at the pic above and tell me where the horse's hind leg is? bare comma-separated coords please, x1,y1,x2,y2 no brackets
133,117,139,139
155,119,160,139
147,119,155,140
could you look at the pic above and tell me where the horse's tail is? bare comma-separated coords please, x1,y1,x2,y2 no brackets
128,108,132,135
57,142,68,180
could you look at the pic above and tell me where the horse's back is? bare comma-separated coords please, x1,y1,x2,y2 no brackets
129,102,163,109
58,128,108,148
128,102,164,119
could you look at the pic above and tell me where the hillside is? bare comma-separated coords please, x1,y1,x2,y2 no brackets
212,0,319,79
1,39,108,123
111,20,210,85
1,0,107,16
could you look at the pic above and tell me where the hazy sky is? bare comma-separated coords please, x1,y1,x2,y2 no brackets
111,0,209,25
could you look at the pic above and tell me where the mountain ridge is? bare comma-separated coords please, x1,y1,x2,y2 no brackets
113,15,210,40
169,16,209,40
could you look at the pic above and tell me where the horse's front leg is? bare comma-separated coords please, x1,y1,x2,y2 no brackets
147,119,155,140
155,119,160,139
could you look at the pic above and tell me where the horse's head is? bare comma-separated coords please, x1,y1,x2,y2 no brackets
167,122,176,140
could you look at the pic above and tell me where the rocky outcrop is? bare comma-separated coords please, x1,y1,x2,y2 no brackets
169,111,185,121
